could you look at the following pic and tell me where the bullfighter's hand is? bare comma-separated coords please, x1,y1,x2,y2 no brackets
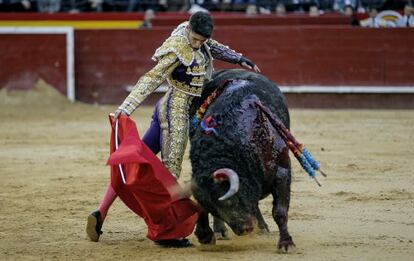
239,57,261,73
112,109,127,120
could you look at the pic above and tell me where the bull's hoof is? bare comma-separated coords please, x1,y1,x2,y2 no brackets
277,236,295,252
197,234,216,245
258,227,270,235
195,227,216,245
215,231,230,240
197,232,216,245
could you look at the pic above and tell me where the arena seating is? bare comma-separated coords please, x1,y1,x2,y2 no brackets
150,12,351,26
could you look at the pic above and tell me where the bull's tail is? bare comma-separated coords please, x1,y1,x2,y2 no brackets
255,101,327,186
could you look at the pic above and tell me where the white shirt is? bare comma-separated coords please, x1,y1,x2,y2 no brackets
360,17,395,28
396,15,414,27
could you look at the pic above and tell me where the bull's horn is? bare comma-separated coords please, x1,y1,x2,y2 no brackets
213,168,240,201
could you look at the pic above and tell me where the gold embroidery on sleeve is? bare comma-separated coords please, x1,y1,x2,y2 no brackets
118,52,179,115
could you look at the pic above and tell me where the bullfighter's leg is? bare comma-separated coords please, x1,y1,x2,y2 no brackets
142,100,162,154
195,210,216,244
86,103,163,242
272,150,295,251
255,204,270,233
158,89,191,179
213,217,230,240
86,184,115,242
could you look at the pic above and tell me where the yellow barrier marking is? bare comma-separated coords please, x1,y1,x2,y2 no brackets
0,20,143,29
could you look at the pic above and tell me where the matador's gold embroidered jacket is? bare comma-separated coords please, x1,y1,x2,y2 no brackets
118,21,242,178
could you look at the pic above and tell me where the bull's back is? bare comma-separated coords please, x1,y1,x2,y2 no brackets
205,69,290,128
196,70,289,174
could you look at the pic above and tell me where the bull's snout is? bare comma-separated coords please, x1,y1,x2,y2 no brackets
230,216,257,236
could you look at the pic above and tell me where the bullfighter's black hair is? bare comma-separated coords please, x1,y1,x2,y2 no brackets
189,12,214,39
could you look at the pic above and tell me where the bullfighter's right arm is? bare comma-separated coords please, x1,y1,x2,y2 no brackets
118,52,180,116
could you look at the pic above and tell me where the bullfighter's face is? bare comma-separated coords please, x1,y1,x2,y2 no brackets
188,30,207,50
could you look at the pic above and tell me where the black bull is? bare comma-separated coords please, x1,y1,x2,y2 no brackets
189,69,295,251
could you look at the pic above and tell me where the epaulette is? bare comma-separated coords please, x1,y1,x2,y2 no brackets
152,35,194,66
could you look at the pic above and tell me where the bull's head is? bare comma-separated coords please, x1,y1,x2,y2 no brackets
192,167,261,236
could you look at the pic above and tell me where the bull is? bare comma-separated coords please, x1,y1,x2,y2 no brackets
189,69,324,251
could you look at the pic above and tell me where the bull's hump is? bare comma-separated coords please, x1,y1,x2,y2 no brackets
225,79,250,93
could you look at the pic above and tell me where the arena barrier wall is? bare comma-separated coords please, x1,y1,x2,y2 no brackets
1,25,413,108
0,27,74,101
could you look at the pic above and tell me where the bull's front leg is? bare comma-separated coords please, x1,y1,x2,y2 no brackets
213,217,229,240
195,210,216,244
272,155,295,251
255,204,270,233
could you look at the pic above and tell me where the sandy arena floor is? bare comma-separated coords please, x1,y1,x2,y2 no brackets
0,81,413,260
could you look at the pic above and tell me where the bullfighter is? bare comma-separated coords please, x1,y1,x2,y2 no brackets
86,11,260,247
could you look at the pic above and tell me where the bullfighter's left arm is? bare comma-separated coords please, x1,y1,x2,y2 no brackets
206,39,260,73
206,39,242,64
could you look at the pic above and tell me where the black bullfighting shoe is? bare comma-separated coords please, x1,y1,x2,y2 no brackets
155,238,193,248
86,210,103,242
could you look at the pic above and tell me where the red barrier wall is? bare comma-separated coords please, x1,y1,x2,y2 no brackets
1,26,413,108
74,29,171,104
73,26,414,104
0,34,66,93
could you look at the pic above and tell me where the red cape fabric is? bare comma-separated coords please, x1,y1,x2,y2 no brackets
106,115,200,241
